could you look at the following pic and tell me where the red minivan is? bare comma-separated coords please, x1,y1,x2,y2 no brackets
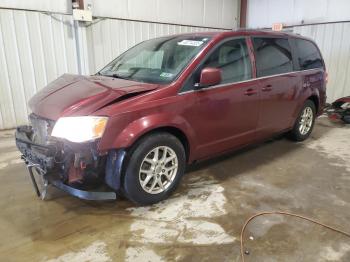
16,30,327,204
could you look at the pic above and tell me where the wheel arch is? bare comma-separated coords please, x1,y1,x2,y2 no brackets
307,95,320,114
104,124,192,193
129,126,191,163
107,113,197,163
291,92,320,126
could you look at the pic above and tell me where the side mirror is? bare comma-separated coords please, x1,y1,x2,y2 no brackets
197,67,222,88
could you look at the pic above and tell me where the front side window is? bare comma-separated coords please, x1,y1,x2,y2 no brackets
99,36,211,84
202,38,252,84
253,37,293,77
181,38,252,92
295,39,324,70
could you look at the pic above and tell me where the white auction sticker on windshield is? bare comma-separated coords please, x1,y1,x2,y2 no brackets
178,40,203,46
160,72,173,78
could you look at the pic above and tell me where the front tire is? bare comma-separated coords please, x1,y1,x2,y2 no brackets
342,115,350,124
122,132,186,205
288,100,316,141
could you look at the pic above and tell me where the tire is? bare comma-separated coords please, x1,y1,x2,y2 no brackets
342,115,350,124
288,100,316,141
122,132,186,205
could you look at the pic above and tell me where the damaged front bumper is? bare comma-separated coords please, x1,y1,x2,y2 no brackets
15,125,118,201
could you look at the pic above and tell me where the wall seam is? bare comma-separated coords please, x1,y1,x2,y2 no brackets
12,10,29,121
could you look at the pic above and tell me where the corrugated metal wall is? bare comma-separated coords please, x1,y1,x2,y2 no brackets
92,0,240,29
0,0,240,29
0,9,223,129
293,22,350,102
246,0,350,102
0,9,78,129
3,5,348,130
86,18,221,73
247,0,350,28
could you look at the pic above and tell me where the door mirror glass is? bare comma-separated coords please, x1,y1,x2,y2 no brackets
198,67,222,88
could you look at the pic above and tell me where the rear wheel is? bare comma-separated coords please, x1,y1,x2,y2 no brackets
288,100,316,141
122,132,186,205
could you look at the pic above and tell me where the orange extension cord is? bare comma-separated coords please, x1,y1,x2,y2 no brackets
240,211,350,262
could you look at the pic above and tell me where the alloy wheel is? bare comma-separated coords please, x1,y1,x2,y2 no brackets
138,146,178,194
299,107,313,135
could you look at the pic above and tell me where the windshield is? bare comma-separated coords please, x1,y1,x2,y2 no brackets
99,35,211,84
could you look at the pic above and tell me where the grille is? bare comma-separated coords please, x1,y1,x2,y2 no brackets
29,114,55,145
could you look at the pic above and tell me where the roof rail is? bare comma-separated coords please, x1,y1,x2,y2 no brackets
233,28,273,32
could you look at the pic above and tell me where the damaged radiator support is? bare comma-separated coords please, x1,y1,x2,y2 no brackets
16,120,119,201
25,161,46,198
23,155,117,201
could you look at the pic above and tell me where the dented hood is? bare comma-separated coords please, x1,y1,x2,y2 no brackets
29,74,159,120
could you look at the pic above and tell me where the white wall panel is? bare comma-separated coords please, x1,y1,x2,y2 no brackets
0,10,29,127
86,18,223,73
182,0,205,27
0,0,70,14
293,23,350,101
0,0,240,29
246,0,350,101
92,0,239,29
247,0,350,28
0,8,224,129
0,9,79,129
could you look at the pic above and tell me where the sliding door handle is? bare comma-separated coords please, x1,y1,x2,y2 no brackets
262,85,272,92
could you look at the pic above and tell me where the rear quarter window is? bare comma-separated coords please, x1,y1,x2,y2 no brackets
295,39,324,70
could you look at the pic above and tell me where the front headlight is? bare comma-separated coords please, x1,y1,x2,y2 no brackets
51,116,108,143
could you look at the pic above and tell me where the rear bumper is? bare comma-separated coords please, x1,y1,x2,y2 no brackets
15,126,117,201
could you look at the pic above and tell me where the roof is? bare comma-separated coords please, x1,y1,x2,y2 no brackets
172,28,310,41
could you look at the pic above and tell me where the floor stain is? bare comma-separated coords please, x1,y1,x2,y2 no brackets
0,118,349,261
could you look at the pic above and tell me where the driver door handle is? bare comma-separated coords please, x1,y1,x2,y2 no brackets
244,88,257,96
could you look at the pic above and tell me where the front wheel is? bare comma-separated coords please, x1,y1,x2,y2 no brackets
342,116,350,124
288,100,316,141
122,132,186,205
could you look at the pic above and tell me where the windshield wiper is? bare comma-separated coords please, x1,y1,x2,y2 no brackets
111,73,130,80
98,72,130,80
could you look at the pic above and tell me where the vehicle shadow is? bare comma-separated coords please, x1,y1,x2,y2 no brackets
184,118,335,183
36,118,338,216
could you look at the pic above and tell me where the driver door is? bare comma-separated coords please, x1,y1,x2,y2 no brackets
180,38,260,159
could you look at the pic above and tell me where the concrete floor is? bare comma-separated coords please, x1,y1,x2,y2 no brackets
0,117,349,262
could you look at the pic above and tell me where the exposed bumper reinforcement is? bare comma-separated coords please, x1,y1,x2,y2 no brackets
25,157,117,201
22,152,117,201
49,179,117,201
16,125,117,201
21,154,117,201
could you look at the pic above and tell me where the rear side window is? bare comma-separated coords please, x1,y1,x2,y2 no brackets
253,37,293,77
295,39,323,70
